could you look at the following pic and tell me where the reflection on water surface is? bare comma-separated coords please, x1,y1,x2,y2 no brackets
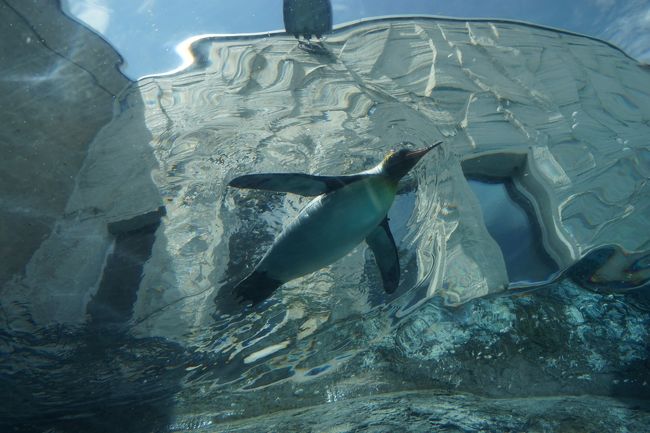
2,1,650,431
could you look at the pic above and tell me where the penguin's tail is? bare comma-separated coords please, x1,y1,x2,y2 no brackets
232,271,283,306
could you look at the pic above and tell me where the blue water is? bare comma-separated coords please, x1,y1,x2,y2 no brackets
2,1,650,432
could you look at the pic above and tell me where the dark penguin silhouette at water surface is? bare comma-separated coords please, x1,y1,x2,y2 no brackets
228,142,442,306
283,0,332,53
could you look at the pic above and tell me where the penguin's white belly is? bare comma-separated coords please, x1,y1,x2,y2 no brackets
258,178,396,282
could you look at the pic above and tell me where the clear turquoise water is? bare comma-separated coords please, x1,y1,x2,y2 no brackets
2,2,650,432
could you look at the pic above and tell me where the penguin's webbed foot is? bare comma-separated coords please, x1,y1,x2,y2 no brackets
297,40,329,56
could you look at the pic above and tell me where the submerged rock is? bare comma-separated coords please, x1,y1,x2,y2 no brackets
6,15,646,335
2,9,649,433
0,0,130,289
385,281,650,399
160,281,649,425
176,391,650,433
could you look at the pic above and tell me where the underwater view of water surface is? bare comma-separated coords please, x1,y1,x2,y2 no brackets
2,1,650,432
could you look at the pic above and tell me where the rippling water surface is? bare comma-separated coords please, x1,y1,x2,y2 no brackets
2,10,650,433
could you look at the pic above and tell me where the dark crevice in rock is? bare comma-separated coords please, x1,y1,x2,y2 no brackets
86,207,165,325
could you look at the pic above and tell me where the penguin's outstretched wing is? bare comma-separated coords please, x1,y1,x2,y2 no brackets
228,173,368,196
366,217,400,293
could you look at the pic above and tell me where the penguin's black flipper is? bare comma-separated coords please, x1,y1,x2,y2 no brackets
366,217,400,293
229,173,368,196
232,271,284,306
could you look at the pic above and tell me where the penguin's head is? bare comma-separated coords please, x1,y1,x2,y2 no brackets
382,141,442,181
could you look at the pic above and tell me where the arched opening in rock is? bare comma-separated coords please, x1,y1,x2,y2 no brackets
462,153,560,287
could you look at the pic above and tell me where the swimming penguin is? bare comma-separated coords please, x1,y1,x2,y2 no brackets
283,0,332,54
283,0,333,40
228,141,442,306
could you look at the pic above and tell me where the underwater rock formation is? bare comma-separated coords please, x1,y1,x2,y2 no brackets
22,16,648,332
176,392,650,432
3,14,649,338
2,7,650,432
0,0,130,288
